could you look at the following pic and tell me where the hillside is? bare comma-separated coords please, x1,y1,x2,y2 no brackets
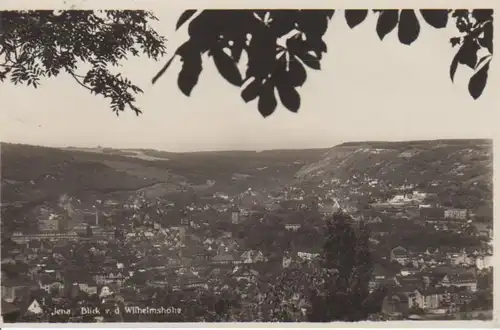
1,139,493,228
296,139,493,210
0,143,327,209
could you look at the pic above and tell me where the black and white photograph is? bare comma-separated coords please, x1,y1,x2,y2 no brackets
0,5,496,324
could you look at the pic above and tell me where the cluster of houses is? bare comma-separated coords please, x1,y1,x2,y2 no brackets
389,246,492,271
363,245,493,317
2,192,292,321
379,268,481,316
1,171,494,322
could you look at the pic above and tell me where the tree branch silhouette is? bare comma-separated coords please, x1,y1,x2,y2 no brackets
69,71,92,91
0,9,494,117
0,9,166,115
154,9,494,117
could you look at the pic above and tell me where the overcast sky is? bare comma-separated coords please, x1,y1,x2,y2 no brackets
0,8,496,152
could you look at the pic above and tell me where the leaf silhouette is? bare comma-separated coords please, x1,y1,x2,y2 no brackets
325,10,335,19
449,51,460,82
376,10,399,40
458,39,480,69
176,10,197,31
450,37,461,47
241,79,261,103
230,39,245,63
187,11,215,50
344,10,368,29
398,10,420,45
246,30,278,79
276,81,301,113
287,59,307,87
178,53,202,97
476,55,492,70
309,37,328,59
269,10,300,37
287,37,321,70
161,9,494,117
420,10,449,28
468,61,490,99
258,81,277,117
297,54,321,70
472,9,493,22
478,21,493,54
212,47,243,86
298,11,329,37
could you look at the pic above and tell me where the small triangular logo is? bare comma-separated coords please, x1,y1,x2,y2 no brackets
27,299,43,315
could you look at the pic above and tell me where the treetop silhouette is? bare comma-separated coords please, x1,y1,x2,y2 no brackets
0,10,166,115
0,9,494,118
154,9,493,117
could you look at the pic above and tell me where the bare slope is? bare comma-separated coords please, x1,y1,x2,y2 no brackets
295,139,493,209
1,143,327,206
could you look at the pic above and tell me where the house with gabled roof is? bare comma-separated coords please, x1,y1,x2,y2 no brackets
409,287,447,310
472,223,493,239
240,250,267,264
77,278,98,296
400,266,419,277
393,275,423,293
390,246,410,265
233,266,259,283
440,272,477,292
285,223,302,231
212,253,241,265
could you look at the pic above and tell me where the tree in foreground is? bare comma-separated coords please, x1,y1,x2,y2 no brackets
0,9,494,118
259,212,383,322
306,212,375,321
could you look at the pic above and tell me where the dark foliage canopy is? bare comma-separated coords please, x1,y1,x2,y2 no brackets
0,9,494,118
0,10,166,115
256,212,381,322
156,9,494,117
307,212,376,321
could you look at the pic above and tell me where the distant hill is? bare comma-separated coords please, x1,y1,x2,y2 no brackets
296,139,493,210
2,140,492,229
0,143,327,211
65,146,175,161
336,139,491,149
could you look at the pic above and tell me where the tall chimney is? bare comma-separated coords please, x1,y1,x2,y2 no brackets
95,209,99,226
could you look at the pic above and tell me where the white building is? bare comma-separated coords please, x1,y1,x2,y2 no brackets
476,255,493,270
